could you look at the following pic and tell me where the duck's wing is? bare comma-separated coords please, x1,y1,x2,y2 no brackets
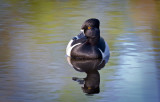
97,37,106,52
71,36,86,46
97,37,110,59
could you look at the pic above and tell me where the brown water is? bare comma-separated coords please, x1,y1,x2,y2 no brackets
0,0,160,102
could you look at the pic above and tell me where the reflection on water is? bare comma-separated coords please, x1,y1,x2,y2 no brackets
67,57,109,95
0,0,160,102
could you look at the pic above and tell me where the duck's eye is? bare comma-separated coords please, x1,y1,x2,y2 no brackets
88,27,91,29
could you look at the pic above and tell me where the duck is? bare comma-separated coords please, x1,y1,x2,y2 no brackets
66,18,110,59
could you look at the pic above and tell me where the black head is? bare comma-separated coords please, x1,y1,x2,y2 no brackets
85,28,100,45
81,18,100,33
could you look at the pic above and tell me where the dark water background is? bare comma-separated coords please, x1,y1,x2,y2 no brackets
0,0,160,102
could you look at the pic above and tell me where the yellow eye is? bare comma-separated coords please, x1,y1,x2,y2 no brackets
88,27,91,29
88,87,91,89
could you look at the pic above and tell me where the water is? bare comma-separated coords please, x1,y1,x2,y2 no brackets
0,0,160,102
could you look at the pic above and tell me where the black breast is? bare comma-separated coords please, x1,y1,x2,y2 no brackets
71,43,102,59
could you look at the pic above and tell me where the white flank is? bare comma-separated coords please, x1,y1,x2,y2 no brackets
66,39,73,55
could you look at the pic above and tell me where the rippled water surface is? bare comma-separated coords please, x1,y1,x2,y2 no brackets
0,0,160,102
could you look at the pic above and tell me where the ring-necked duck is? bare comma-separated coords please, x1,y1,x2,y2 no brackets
66,18,110,59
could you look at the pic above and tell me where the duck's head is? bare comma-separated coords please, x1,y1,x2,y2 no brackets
75,18,100,40
81,18,100,34
85,27,100,46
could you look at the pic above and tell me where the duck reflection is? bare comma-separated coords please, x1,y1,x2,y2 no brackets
67,57,109,95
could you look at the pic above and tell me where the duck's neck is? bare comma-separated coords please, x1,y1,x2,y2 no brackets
86,38,99,46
